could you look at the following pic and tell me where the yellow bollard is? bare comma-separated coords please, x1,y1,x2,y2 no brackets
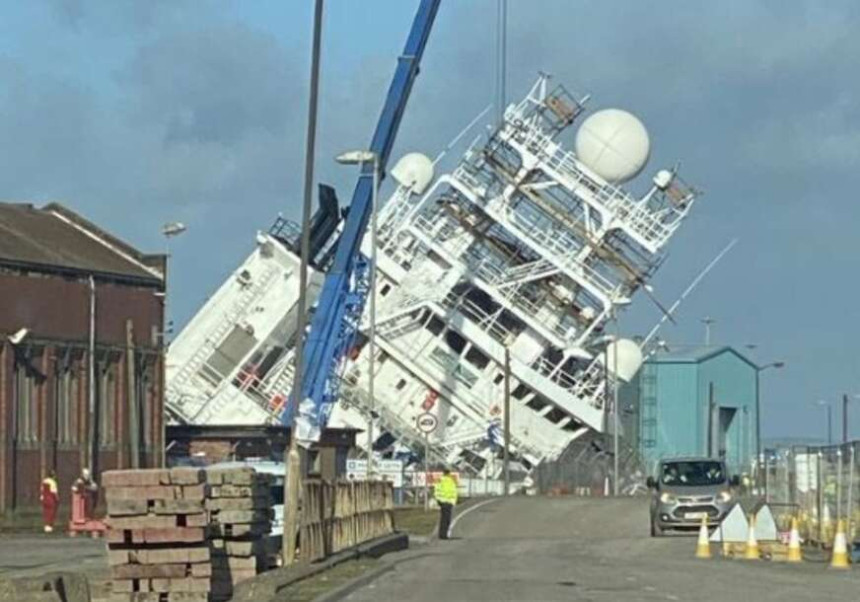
830,519,850,569
787,517,803,563
695,515,711,559
744,515,759,560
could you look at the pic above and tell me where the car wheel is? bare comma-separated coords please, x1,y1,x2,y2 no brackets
650,517,663,537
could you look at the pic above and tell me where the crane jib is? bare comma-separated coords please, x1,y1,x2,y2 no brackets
284,0,442,445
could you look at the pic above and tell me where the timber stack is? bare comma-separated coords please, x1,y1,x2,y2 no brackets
206,467,274,599
103,467,273,602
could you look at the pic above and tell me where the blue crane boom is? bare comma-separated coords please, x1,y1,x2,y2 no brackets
284,0,441,444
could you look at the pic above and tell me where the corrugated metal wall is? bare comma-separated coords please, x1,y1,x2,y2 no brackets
639,349,757,477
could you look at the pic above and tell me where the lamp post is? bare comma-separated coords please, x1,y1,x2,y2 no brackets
815,399,833,445
160,222,187,344
754,361,784,466
336,150,379,480
842,394,860,444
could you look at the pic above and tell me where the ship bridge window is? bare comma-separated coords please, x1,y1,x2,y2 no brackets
526,396,548,411
380,283,392,297
429,347,478,388
424,314,445,336
512,383,532,400
545,407,567,424
465,346,490,370
493,372,504,385
443,329,467,355
395,379,407,390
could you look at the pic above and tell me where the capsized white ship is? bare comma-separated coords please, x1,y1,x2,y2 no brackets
166,75,700,475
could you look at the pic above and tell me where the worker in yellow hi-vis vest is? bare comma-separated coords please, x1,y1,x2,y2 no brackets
434,468,458,540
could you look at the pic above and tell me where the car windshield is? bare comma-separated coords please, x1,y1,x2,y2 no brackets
660,461,725,486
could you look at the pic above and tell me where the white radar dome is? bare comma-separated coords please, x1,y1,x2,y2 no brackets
391,152,434,195
604,338,644,382
575,109,650,184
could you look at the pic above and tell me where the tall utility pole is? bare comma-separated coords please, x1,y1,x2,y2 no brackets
503,346,511,496
707,382,715,458
612,311,620,496
843,393,850,444
284,0,324,566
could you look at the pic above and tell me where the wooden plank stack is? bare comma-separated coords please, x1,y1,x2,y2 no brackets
104,468,212,602
103,467,274,602
300,479,395,561
206,467,274,600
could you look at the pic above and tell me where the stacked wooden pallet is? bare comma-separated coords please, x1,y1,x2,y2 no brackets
206,467,274,600
104,468,212,602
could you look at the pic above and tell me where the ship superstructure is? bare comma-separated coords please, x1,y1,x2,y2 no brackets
166,74,699,475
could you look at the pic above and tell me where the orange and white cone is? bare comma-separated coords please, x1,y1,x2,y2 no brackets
744,515,759,560
787,517,802,563
830,519,850,569
696,515,711,559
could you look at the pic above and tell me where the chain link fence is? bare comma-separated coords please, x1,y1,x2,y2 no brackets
534,432,646,496
761,441,860,544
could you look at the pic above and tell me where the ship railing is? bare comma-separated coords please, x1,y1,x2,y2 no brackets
411,213,473,258
508,124,675,250
440,291,515,346
440,290,606,417
452,165,485,196
505,206,619,300
531,356,580,394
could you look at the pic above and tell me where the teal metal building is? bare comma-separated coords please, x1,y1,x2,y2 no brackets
630,346,759,476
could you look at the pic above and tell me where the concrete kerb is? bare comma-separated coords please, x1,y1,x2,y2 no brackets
231,532,408,602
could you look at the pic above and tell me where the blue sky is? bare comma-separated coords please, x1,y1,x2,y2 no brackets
2,0,860,440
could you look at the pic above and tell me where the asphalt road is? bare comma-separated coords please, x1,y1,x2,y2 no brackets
342,496,857,602
0,534,107,578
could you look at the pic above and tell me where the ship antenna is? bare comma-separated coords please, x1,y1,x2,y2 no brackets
641,238,738,348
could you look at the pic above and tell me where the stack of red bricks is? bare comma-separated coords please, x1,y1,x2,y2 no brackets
206,467,274,599
103,467,274,602
104,467,212,602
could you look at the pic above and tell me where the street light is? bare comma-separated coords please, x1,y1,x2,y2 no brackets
754,361,784,459
815,399,833,445
842,394,860,444
336,150,379,480
160,222,188,342
754,360,784,495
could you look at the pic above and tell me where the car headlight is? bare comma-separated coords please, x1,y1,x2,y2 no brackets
717,490,733,503
659,492,676,504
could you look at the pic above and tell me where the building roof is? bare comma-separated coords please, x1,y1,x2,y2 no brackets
0,202,163,285
648,345,759,370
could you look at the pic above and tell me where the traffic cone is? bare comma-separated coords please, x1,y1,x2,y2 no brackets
696,515,711,559
830,519,850,569
744,515,759,560
787,517,802,563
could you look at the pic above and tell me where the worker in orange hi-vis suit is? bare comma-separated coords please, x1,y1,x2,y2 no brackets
40,471,59,533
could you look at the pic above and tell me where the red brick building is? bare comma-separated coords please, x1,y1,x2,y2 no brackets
0,202,165,512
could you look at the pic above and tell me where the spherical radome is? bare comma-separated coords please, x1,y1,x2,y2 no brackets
391,152,434,194
605,338,644,382
574,109,650,184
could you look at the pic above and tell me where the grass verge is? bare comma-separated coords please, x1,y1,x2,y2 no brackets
272,558,380,602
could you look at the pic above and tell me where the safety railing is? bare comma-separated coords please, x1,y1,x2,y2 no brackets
760,442,860,545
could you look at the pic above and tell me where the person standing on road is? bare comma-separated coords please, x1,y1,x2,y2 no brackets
40,470,59,533
72,467,99,521
434,468,458,540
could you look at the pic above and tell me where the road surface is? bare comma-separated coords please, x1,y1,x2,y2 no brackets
342,497,856,601
0,534,106,579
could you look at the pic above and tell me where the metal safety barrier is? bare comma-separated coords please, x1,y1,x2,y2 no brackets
760,441,860,545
